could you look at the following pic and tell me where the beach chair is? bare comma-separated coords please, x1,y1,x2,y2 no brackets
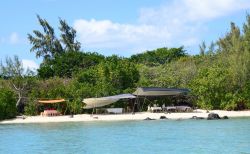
176,106,192,112
166,106,176,112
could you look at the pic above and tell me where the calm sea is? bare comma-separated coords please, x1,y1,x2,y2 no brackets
0,118,250,154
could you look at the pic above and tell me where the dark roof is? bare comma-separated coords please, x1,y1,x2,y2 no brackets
133,87,190,96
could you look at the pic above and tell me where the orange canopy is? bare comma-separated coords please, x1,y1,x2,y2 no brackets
38,99,66,104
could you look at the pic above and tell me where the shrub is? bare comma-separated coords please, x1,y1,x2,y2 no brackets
0,89,17,120
24,100,38,116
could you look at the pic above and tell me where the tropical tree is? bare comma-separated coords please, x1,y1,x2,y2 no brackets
75,55,139,97
0,56,34,112
38,52,104,78
130,47,187,66
59,18,81,52
28,15,63,60
28,15,81,78
28,15,82,59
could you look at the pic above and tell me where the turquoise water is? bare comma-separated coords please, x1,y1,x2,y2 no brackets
0,118,250,154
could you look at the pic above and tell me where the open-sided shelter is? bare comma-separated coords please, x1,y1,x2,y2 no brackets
133,87,190,96
82,94,136,109
132,87,190,111
38,99,66,116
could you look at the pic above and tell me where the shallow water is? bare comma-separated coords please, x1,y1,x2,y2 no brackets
0,118,250,154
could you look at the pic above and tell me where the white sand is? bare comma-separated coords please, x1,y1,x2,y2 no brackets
1,109,250,124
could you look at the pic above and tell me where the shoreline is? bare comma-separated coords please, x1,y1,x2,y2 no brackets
1,110,250,124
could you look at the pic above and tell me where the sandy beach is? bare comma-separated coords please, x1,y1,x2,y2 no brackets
1,109,250,124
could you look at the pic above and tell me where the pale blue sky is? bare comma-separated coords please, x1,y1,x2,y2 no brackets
0,0,250,69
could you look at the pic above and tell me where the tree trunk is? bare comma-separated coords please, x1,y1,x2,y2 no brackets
16,96,21,108
15,89,23,113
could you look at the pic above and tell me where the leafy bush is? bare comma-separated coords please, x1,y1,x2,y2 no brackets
0,88,17,120
66,99,82,115
24,100,38,116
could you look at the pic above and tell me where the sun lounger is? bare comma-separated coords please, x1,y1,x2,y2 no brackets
176,106,192,112
162,106,176,112
106,108,123,114
150,107,162,112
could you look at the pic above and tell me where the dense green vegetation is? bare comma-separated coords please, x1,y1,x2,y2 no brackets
130,47,187,66
1,15,250,120
0,85,17,120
